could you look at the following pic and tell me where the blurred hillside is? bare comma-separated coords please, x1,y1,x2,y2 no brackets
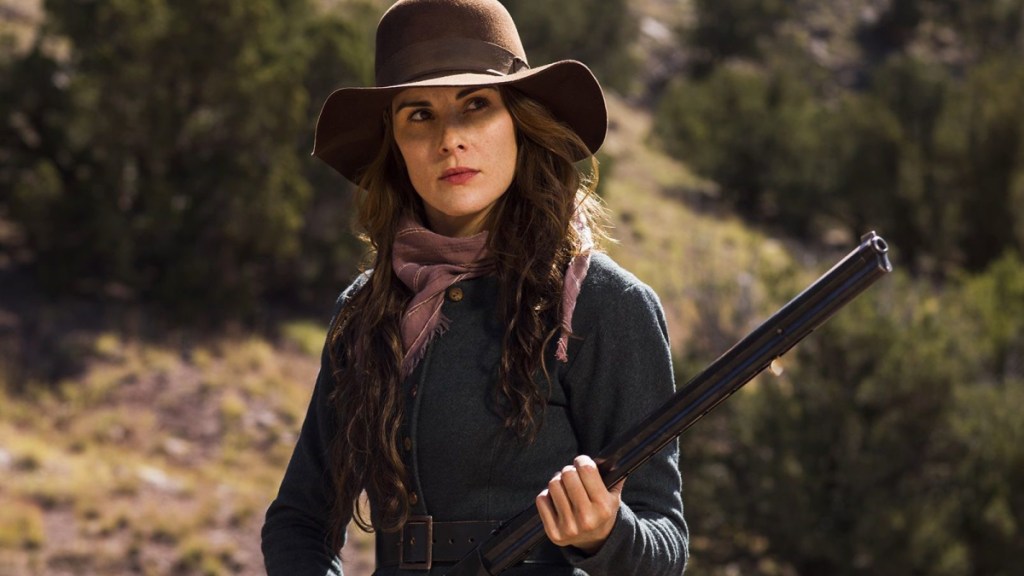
2,1,1023,575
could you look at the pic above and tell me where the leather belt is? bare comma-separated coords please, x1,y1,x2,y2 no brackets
376,516,570,571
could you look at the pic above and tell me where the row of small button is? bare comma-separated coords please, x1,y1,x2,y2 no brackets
403,287,463,514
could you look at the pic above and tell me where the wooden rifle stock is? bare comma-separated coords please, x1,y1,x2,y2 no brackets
443,231,893,576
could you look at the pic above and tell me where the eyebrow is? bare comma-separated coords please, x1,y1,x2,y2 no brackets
393,86,495,115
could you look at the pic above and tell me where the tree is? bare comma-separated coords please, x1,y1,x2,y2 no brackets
653,62,832,237
499,0,640,94
679,255,1024,575
1,0,375,318
687,0,793,66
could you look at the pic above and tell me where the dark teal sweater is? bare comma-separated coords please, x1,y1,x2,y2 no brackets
261,252,689,575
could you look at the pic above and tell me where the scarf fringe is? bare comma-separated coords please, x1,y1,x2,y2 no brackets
555,248,592,364
401,309,452,379
556,331,570,362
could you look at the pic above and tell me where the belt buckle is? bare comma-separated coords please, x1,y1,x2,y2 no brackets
399,515,433,571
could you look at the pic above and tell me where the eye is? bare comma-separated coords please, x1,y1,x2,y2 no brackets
406,97,490,123
467,97,490,111
408,109,432,122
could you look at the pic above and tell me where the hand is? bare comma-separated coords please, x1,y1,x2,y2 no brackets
536,454,626,555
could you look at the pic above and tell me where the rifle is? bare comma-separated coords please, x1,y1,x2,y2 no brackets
443,231,893,576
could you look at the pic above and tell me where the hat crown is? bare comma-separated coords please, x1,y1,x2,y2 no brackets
375,0,528,86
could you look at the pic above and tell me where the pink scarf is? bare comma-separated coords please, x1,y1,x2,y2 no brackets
392,210,593,379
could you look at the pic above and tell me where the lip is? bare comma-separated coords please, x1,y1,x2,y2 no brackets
439,167,480,185
440,167,480,179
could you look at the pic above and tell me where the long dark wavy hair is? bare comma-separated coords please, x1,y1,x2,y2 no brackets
323,84,612,552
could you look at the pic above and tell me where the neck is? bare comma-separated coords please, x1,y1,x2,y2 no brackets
424,206,493,238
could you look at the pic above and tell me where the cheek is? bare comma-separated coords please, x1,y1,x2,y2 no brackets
488,116,518,183
396,139,433,187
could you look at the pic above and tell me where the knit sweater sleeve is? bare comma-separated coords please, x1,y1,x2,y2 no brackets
260,273,370,576
560,281,690,576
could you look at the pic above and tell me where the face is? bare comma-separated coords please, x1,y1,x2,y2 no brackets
390,85,518,237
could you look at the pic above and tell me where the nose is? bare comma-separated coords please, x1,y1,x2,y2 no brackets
438,121,467,155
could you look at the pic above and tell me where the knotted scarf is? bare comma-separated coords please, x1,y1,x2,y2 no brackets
392,210,593,379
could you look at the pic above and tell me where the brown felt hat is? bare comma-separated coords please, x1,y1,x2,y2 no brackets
311,0,608,184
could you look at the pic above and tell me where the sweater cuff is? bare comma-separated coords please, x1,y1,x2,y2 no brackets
561,501,637,573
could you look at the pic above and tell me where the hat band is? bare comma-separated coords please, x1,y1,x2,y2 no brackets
376,37,530,86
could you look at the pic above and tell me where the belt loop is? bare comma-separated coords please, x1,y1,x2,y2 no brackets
399,515,434,571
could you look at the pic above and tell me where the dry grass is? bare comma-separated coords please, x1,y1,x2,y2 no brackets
175,532,243,576
0,327,335,575
281,319,329,357
0,497,45,550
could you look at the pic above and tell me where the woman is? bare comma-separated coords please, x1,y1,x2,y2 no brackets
261,1,689,575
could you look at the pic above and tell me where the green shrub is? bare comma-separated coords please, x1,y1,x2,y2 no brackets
499,0,640,94
687,0,794,63
0,0,375,319
679,253,1024,575
654,63,833,236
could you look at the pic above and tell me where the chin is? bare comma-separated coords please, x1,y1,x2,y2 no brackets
432,196,498,218
438,206,490,220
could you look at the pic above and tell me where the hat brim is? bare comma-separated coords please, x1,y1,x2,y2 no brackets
311,60,607,184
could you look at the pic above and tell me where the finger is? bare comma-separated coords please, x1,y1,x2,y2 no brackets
560,464,593,509
547,473,575,521
565,462,610,531
573,455,608,501
536,489,562,542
